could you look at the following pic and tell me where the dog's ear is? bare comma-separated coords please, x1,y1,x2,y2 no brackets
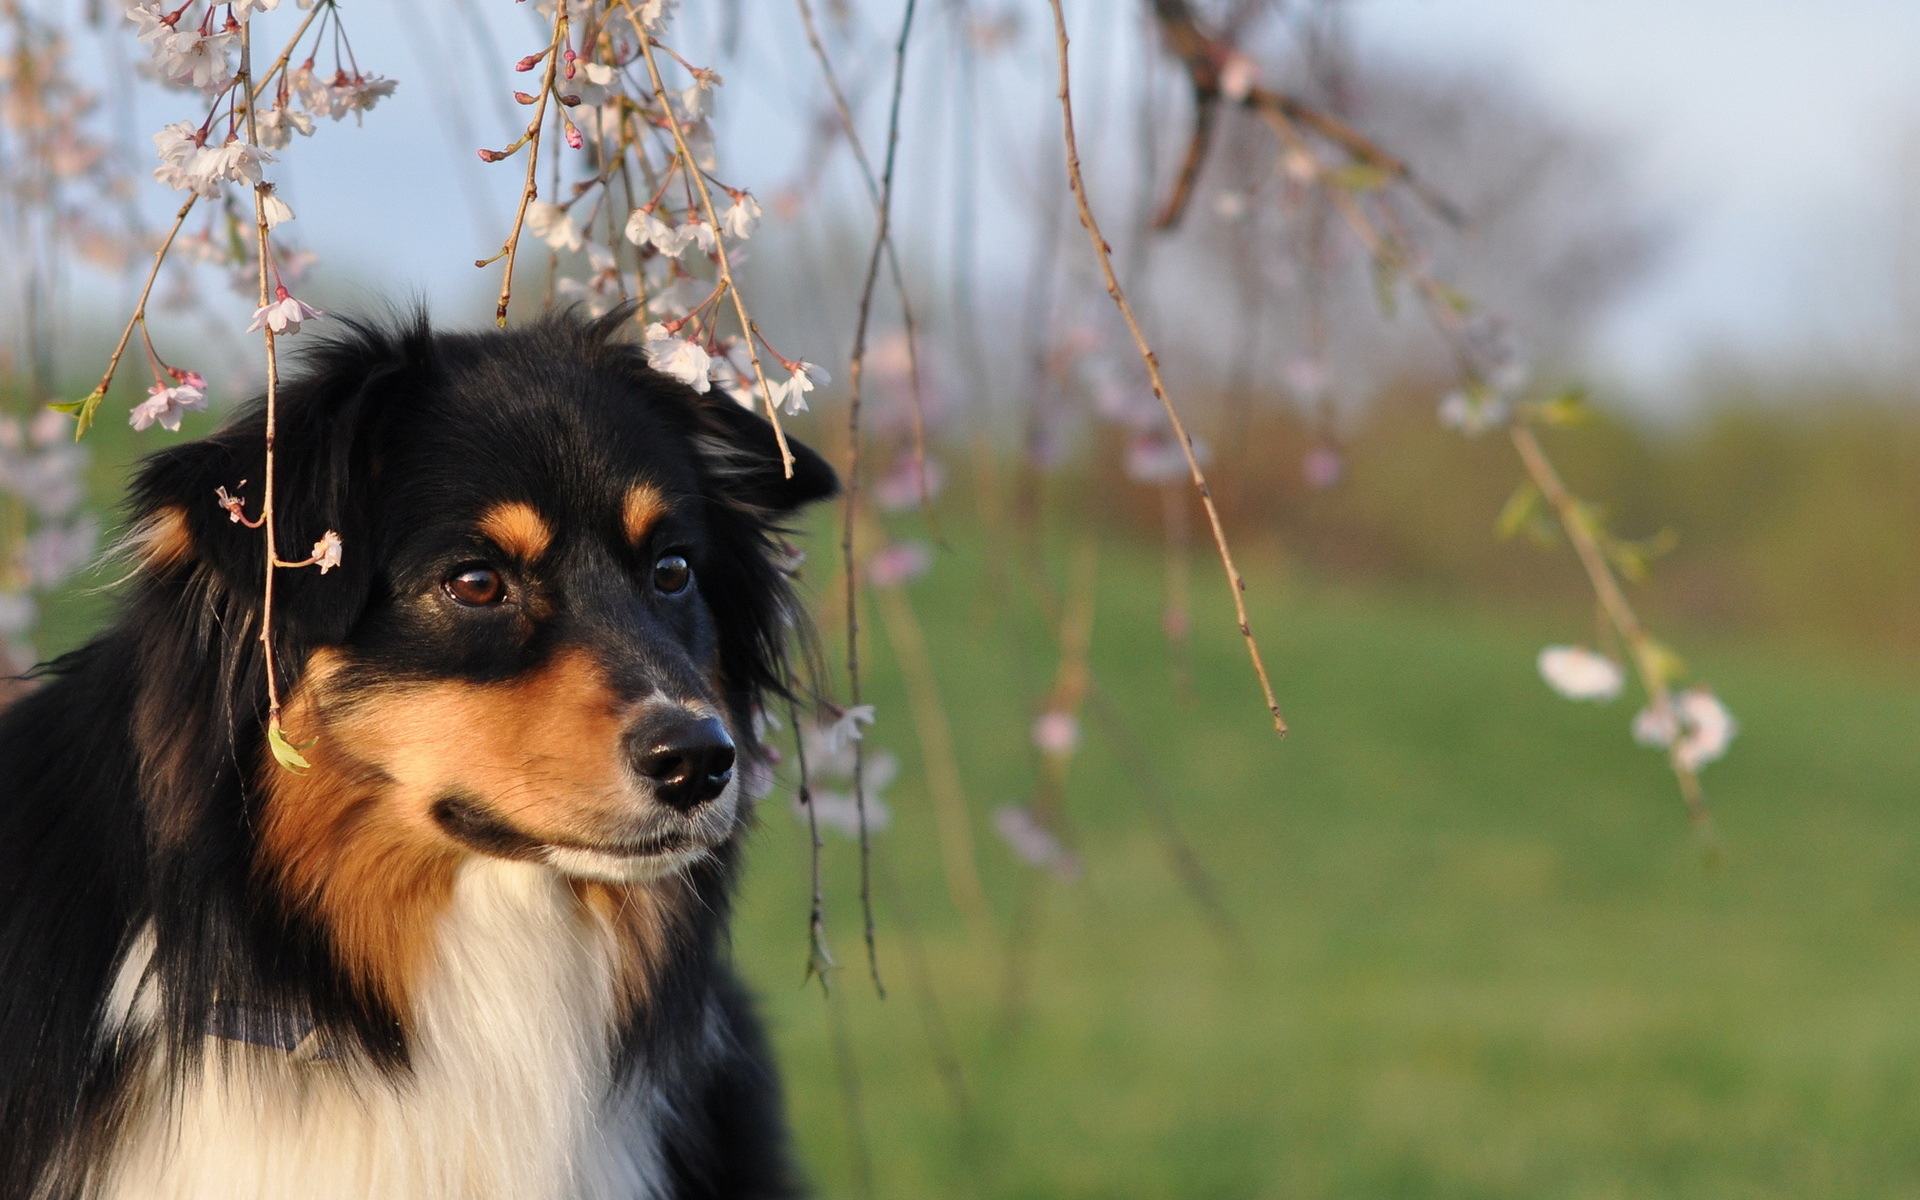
691,394,838,515
128,317,432,645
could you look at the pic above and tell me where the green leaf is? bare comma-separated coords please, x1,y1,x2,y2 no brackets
268,723,317,774
1531,388,1592,428
48,387,105,439
1641,640,1688,691
1329,163,1393,193
1495,481,1541,541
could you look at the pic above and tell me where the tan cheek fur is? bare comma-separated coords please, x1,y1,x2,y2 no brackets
130,506,193,572
260,650,669,1022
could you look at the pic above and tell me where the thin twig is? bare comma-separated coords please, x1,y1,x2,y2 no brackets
480,3,564,326
840,0,921,998
1509,423,1716,842
792,0,936,518
1048,0,1287,735
787,694,835,990
238,30,285,729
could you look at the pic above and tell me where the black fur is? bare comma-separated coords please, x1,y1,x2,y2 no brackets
0,310,835,1199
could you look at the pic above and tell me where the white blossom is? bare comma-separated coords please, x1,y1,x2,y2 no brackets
800,790,893,839
1437,388,1510,437
642,323,711,392
635,0,677,34
255,105,314,149
721,192,761,240
231,0,282,18
259,184,295,227
1633,686,1738,772
817,704,875,760
993,805,1079,879
247,290,322,336
310,530,343,574
1537,645,1625,702
525,201,583,252
125,2,174,44
155,28,237,91
129,382,207,432
680,215,717,256
625,207,689,257
771,360,828,415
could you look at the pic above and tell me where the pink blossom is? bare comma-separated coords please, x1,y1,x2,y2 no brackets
866,541,932,589
1031,710,1080,756
129,382,207,432
993,805,1079,880
874,456,945,511
247,288,323,336
1633,687,1737,771
1301,445,1344,490
310,530,343,574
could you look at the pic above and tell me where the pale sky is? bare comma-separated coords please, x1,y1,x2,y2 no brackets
64,1,1920,402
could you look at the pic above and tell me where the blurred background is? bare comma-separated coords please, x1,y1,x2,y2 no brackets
5,0,1920,1195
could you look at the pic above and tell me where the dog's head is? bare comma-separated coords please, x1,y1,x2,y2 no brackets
122,310,834,1017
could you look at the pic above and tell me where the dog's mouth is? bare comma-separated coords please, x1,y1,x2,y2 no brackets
430,792,718,882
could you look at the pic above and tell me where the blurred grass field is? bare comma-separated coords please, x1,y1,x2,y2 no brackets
29,403,1920,1199
732,527,1920,1200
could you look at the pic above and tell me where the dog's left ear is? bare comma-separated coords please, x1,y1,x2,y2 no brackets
129,319,430,645
692,394,839,515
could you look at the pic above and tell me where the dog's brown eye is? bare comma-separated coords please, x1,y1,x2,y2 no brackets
653,554,692,595
446,565,505,607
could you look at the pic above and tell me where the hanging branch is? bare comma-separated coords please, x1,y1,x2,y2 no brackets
837,0,921,999
787,694,836,991
475,2,564,326
792,0,935,515
630,11,796,478
1048,0,1288,735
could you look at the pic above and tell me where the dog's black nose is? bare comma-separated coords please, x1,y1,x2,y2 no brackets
630,712,736,811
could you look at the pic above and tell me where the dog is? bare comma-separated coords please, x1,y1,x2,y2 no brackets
0,310,837,1200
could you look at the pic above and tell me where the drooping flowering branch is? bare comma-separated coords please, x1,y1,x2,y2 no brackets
1048,0,1288,736
1144,0,1730,830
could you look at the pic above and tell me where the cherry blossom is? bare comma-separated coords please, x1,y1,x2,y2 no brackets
259,184,294,227
874,456,945,511
866,541,931,589
1537,645,1625,702
642,323,711,392
247,287,322,335
153,28,237,92
1437,388,1510,437
625,207,688,257
255,105,314,149
771,361,828,415
817,704,875,759
1302,445,1344,490
993,806,1079,880
1031,710,1081,756
1633,687,1737,772
129,381,207,432
721,192,760,240
525,201,583,252
310,530,343,574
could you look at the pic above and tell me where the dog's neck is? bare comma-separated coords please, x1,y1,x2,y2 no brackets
98,859,666,1200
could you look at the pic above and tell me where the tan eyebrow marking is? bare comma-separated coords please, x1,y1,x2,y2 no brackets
478,501,552,562
623,484,668,547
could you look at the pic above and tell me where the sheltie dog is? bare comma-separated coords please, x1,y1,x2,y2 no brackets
0,310,837,1199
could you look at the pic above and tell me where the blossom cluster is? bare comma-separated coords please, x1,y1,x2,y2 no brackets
1537,644,1736,773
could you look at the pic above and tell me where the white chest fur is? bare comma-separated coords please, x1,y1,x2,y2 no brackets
95,861,663,1200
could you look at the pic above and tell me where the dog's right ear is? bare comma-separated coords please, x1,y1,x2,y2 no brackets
127,316,433,646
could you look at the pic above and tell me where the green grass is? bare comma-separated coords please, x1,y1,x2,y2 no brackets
731,531,1920,1199
27,412,1920,1197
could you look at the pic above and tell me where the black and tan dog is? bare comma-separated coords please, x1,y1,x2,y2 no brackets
0,311,835,1199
